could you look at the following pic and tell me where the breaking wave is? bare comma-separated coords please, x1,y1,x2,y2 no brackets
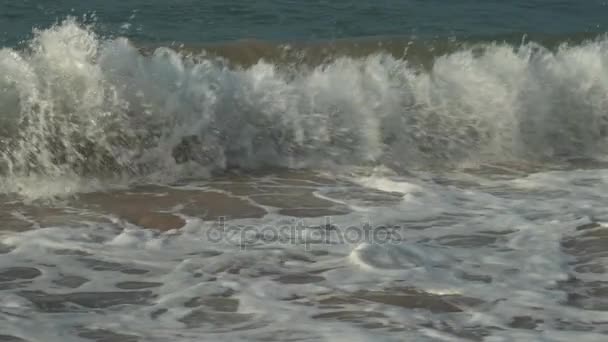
2,19,608,196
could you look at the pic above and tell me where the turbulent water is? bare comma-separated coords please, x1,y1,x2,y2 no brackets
1,10,608,342
2,20,608,197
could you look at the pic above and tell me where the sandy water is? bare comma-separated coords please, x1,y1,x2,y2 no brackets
1,15,608,341
0,165,607,342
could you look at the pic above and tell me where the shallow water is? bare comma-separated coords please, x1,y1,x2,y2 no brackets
2,3,608,341
1,167,608,341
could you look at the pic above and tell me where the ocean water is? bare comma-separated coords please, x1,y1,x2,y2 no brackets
1,0,607,45
1,1,608,341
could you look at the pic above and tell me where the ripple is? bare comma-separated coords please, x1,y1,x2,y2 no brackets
0,268,41,282
0,335,28,342
115,281,162,290
52,275,89,289
18,291,155,312
78,329,139,342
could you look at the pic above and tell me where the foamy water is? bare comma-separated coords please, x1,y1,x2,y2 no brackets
1,21,608,197
1,20,608,342
1,169,608,341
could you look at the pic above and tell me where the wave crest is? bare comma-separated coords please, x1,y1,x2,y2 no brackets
2,20,608,196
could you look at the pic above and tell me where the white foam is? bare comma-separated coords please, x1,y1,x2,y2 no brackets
1,170,608,340
2,20,608,197
1,19,608,342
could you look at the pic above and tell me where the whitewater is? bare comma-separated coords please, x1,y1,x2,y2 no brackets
0,20,607,342
1,20,608,196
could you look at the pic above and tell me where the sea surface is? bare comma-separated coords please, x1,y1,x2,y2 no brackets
1,1,608,341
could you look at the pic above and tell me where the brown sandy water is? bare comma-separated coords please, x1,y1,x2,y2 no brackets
0,169,607,341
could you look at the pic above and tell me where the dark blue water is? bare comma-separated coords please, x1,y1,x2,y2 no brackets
2,0,608,45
